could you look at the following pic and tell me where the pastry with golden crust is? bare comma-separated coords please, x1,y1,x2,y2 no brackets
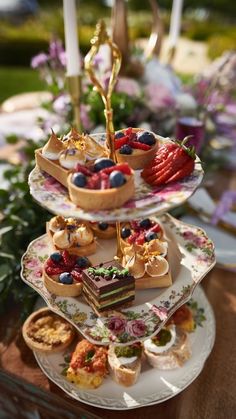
22,308,75,353
115,127,159,170
67,159,134,211
35,128,105,188
43,250,90,297
108,343,142,387
89,222,116,239
67,339,108,389
47,215,96,256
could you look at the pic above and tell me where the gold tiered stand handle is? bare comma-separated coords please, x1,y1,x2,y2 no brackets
84,20,122,162
84,20,123,259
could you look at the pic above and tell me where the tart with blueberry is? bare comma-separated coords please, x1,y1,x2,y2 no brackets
89,222,116,239
43,250,90,297
67,158,135,211
47,215,96,256
114,128,159,170
120,219,172,289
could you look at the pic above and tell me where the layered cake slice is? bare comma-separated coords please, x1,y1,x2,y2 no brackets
82,261,135,316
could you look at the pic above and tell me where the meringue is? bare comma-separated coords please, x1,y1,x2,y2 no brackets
59,147,85,169
42,131,64,160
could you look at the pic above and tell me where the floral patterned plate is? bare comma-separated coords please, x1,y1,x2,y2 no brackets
28,135,203,222
33,286,215,410
21,214,215,345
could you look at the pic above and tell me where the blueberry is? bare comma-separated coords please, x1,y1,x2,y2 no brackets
139,218,151,229
94,158,115,172
119,144,133,155
121,227,131,239
59,272,73,284
138,131,156,146
98,222,109,231
109,171,126,188
72,172,87,188
76,256,90,269
115,131,125,139
145,231,158,242
50,252,62,263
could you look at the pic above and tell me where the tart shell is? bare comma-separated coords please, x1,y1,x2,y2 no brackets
90,223,117,239
67,172,135,211
22,307,75,353
43,268,83,297
35,148,69,188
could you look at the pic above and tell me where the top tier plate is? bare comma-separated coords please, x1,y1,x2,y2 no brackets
29,134,203,222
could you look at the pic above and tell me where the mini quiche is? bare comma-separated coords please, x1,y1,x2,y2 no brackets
22,308,75,353
67,339,108,389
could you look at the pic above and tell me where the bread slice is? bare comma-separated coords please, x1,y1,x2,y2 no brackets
108,345,141,386
144,327,191,369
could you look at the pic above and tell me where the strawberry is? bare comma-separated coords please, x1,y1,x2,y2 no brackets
71,270,83,282
124,127,137,141
166,158,195,183
114,135,129,150
101,163,132,176
136,232,145,245
129,141,151,151
127,232,139,244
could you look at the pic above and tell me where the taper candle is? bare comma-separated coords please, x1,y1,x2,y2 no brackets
169,0,183,47
63,0,81,76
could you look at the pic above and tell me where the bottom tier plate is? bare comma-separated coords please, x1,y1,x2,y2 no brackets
33,287,215,410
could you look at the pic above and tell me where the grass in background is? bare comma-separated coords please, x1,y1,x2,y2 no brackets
0,67,45,104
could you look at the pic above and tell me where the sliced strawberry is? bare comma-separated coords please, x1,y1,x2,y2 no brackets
136,232,145,245
129,141,151,151
75,164,93,176
71,270,83,282
127,231,139,244
166,159,195,183
114,135,129,150
101,163,132,176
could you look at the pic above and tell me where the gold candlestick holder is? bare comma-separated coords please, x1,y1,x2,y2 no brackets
84,20,123,259
67,75,82,132
166,45,176,66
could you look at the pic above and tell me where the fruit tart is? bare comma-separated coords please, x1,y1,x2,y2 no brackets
108,343,142,387
35,128,105,188
22,308,75,353
141,138,196,186
47,215,96,256
120,218,172,289
67,339,108,389
67,158,135,210
89,221,116,239
114,127,159,170
43,250,90,297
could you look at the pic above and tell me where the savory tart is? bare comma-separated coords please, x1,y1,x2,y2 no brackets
144,325,191,369
67,159,134,210
35,128,105,188
108,343,142,387
115,127,159,170
43,250,90,297
89,221,117,239
47,215,96,256
82,261,135,317
22,308,75,353
120,218,172,289
67,339,108,389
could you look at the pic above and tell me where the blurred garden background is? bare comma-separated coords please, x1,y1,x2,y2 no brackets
1,0,236,103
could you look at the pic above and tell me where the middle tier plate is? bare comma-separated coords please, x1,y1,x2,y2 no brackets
29,134,203,222
21,214,215,345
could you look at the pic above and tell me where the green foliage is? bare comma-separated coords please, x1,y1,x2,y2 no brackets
0,139,51,318
208,32,236,59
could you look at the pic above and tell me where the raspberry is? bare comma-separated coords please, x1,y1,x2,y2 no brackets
136,232,145,245
130,221,139,231
127,232,139,244
45,258,57,268
86,173,101,189
75,164,93,176
100,172,110,189
62,250,77,269
46,266,65,276
71,270,83,282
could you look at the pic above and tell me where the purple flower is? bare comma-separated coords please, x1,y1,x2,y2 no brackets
151,305,168,320
31,53,48,69
26,259,40,269
49,39,65,61
116,77,141,97
107,317,127,335
59,51,67,67
144,83,175,110
126,320,146,337
80,104,93,131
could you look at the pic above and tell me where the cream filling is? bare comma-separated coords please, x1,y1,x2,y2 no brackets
116,356,138,366
144,325,176,354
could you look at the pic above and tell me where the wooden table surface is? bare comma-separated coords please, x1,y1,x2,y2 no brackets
0,155,235,418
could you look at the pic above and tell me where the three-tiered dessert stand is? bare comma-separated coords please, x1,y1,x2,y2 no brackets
21,22,216,410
